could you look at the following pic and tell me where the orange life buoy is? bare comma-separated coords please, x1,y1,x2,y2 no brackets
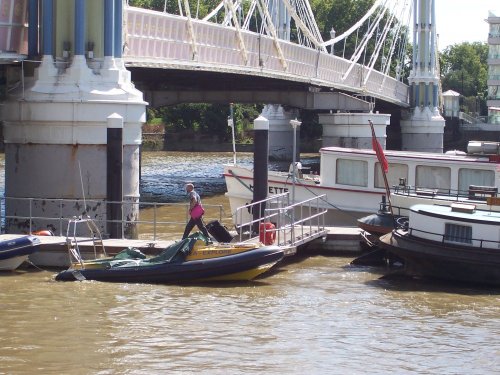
32,230,54,236
259,222,276,245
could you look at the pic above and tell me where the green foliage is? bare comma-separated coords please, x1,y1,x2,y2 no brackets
298,109,321,139
312,0,373,47
440,42,489,114
128,0,224,19
152,103,264,142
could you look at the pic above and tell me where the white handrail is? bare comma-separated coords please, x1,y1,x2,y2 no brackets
233,192,327,247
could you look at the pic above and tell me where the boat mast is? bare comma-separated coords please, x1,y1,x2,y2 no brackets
369,120,394,216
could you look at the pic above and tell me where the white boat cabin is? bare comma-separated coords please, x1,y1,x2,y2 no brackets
320,146,499,196
408,203,500,249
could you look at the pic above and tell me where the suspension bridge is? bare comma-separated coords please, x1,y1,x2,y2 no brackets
123,0,411,107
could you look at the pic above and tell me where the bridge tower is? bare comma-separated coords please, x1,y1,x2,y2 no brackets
3,0,146,236
400,0,444,152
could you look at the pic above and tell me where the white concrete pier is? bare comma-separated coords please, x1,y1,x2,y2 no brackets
3,0,146,236
320,112,390,149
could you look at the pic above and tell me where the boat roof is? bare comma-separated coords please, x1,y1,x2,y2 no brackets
410,204,500,224
319,146,497,164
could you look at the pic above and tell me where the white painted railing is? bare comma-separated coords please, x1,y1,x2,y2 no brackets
0,196,225,241
233,192,327,247
123,7,409,106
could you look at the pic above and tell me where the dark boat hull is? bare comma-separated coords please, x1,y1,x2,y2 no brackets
0,235,41,271
55,247,284,283
379,230,500,286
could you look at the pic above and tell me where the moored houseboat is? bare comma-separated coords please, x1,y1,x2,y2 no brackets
378,203,500,286
224,141,500,227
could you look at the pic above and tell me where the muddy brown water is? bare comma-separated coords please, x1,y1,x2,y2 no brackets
0,152,499,374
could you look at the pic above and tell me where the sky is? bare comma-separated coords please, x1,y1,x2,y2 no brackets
435,0,500,49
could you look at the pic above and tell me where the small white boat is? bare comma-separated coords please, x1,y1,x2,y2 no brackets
378,203,500,286
0,235,41,271
224,141,500,227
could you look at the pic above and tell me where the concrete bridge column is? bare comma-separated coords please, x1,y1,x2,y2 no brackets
3,0,146,236
400,106,444,152
262,104,300,161
319,112,390,149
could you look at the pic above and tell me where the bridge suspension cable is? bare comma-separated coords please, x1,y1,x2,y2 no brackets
124,0,411,101
337,0,411,85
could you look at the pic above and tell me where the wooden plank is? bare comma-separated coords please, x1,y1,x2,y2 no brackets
487,197,500,206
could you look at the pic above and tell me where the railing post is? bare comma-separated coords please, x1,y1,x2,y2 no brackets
59,199,63,235
29,198,33,234
121,200,125,239
153,203,157,241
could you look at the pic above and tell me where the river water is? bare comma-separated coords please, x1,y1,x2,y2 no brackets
0,152,499,375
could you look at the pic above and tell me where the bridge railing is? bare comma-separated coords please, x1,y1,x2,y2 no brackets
124,7,409,106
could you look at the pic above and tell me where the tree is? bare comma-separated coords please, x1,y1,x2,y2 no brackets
128,0,223,19
440,42,489,114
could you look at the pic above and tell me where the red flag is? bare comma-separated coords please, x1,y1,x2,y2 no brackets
368,120,388,173
372,137,388,173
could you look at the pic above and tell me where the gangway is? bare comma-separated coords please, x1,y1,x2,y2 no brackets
233,193,328,255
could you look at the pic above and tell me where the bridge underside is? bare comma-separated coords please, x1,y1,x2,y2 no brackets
130,67,373,111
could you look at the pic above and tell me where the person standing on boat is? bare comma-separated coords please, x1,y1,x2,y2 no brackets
182,183,210,240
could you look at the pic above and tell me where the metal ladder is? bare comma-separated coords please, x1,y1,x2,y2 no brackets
66,216,106,268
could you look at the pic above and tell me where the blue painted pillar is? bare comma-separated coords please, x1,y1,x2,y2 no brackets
28,0,39,58
433,84,438,108
104,0,114,57
424,84,429,107
114,0,123,58
42,0,54,56
75,0,86,56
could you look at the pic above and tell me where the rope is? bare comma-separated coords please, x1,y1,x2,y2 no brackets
25,259,50,272
228,169,253,193
299,182,360,220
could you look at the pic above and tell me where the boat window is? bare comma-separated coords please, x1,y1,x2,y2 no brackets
458,169,495,194
375,163,408,188
336,159,368,187
415,166,451,192
444,223,472,244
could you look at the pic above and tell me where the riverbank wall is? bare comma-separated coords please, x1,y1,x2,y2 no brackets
143,132,322,153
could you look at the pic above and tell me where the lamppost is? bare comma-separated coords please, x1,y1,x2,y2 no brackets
228,103,236,164
290,118,301,239
330,27,336,55
289,118,301,204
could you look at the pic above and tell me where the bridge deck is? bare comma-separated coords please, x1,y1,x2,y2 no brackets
124,7,409,107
